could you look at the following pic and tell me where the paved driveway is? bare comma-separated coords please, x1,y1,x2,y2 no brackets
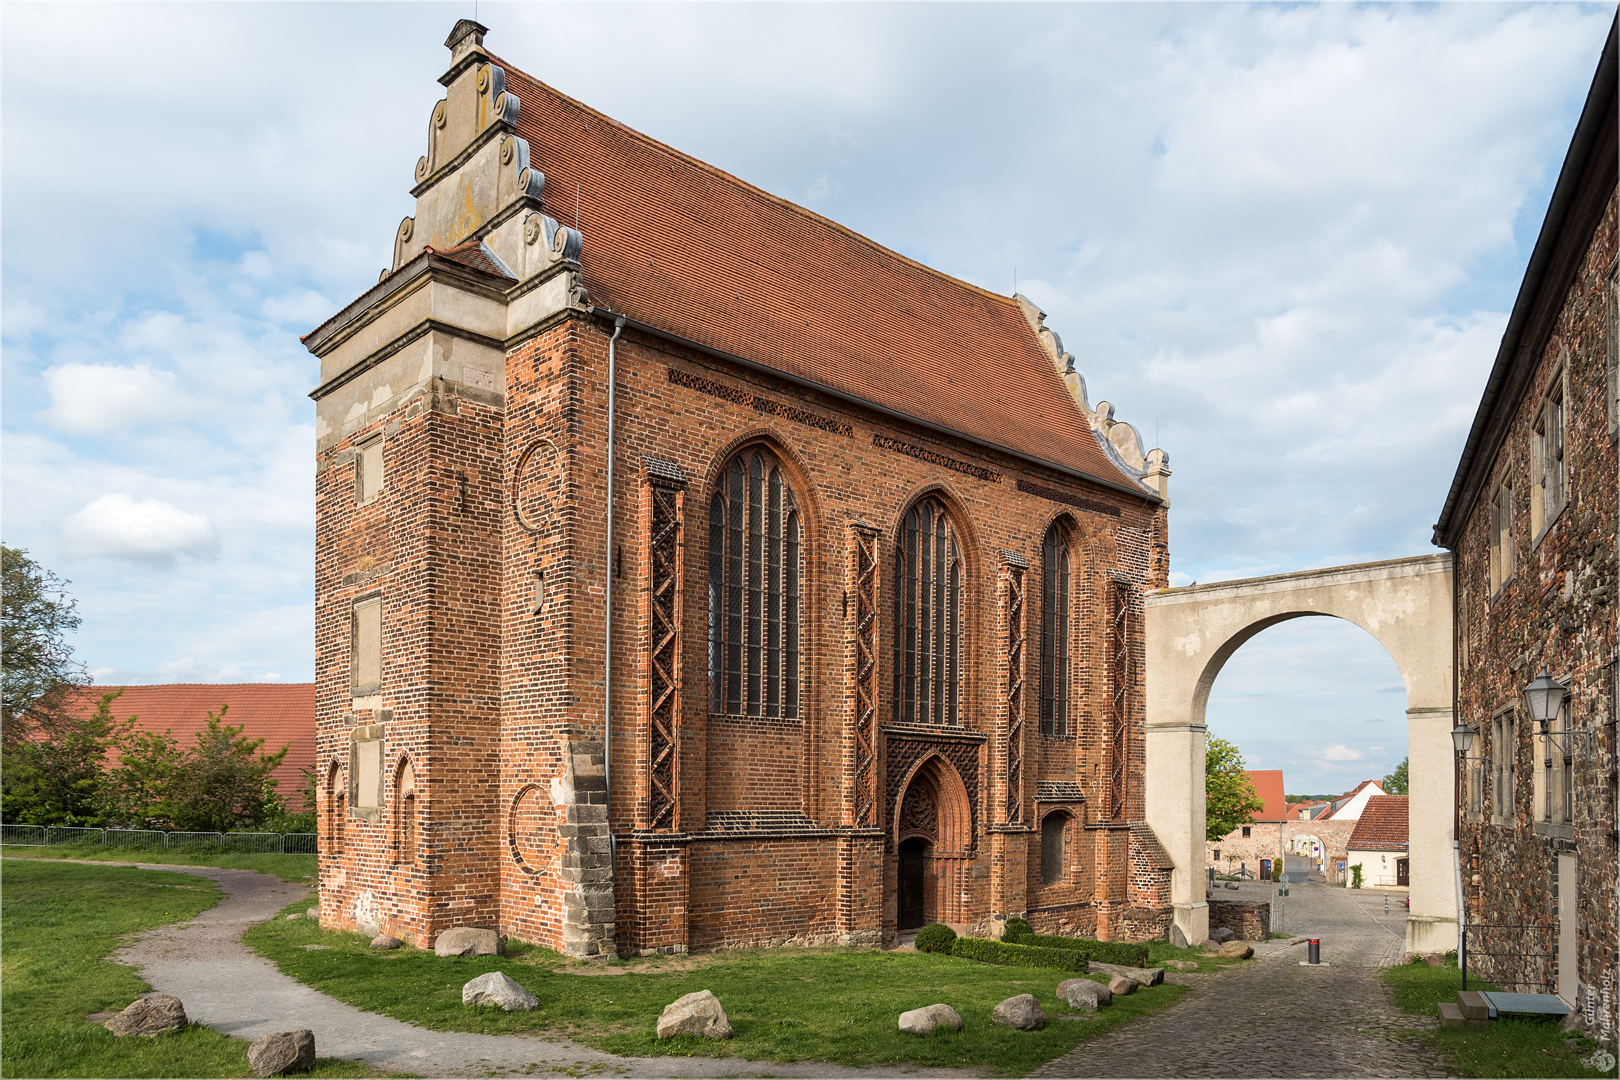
1033,882,1446,1079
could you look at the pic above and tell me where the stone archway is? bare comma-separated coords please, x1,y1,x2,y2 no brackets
1143,553,1455,953
893,755,974,928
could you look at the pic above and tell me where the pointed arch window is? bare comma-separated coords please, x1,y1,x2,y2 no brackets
708,447,801,718
1040,522,1071,737
893,496,963,726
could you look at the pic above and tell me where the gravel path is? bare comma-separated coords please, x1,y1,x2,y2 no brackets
1033,882,1446,1079
94,862,978,1079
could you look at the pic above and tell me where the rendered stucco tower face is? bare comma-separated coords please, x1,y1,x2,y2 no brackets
308,20,1174,956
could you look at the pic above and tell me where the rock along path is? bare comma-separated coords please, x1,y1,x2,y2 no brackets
94,862,977,1079
1033,881,1448,1079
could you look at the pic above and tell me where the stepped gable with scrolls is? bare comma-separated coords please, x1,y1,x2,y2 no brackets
305,18,1176,957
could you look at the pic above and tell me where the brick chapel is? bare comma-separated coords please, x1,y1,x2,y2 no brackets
307,20,1175,958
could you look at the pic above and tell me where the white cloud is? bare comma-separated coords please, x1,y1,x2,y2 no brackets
1320,744,1364,763
61,493,218,563
40,363,190,433
0,3,1608,699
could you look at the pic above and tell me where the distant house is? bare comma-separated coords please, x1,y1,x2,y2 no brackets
70,684,315,806
1209,774,1392,883
1323,779,1387,821
1345,796,1410,888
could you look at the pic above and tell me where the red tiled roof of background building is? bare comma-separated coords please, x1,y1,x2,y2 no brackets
1346,796,1409,851
493,57,1143,493
67,684,315,806
1245,769,1288,821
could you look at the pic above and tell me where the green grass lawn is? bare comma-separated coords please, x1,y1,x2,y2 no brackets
248,900,1207,1076
1,859,376,1078
2,842,316,883
1382,962,1616,1079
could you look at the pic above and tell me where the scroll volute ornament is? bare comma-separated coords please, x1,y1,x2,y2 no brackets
415,62,518,188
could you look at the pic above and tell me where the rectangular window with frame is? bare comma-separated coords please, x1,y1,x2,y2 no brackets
1489,482,1514,595
1492,708,1516,823
351,595,383,698
355,436,384,506
1531,368,1566,543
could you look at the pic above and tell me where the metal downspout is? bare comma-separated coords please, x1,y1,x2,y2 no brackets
604,316,625,869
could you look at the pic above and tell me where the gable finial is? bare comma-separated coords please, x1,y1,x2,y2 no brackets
445,19,489,61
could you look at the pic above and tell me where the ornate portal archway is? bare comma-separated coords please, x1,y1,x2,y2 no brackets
1143,553,1455,954
893,754,973,928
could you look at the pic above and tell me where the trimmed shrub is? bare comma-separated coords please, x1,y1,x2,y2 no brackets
1001,922,1150,967
951,936,1088,972
914,923,957,954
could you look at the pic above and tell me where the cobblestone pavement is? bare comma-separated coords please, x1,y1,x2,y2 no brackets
1034,883,1447,1078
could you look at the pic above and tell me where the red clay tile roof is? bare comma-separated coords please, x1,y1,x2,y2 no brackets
428,240,514,279
493,56,1144,494
67,684,315,806
1346,796,1409,851
1246,770,1288,822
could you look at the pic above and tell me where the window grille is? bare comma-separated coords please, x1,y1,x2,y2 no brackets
893,496,963,726
708,448,800,718
1040,523,1071,737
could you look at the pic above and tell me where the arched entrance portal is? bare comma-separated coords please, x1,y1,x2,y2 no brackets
1143,554,1455,954
894,755,973,929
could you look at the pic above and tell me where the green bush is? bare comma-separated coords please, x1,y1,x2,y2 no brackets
1000,921,1150,967
951,936,1088,972
914,923,957,954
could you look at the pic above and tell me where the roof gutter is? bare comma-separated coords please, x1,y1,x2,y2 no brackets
1432,14,1617,548
582,307,1162,507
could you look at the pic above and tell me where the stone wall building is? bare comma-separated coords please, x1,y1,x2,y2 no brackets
307,21,1174,957
1433,15,1616,1029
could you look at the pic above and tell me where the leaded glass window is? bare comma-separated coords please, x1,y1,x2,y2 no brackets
1040,522,1071,737
708,448,801,718
893,496,963,726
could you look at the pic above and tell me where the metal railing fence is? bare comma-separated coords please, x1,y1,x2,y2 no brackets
1461,921,1557,993
0,822,316,855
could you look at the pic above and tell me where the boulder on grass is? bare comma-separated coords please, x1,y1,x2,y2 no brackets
657,990,733,1039
1090,961,1164,987
1218,941,1254,959
1424,952,1446,967
1056,978,1111,1010
1199,939,1220,952
104,994,187,1037
370,934,403,951
992,994,1046,1031
1108,975,1136,996
898,1003,962,1036
306,906,318,920
1164,959,1199,972
462,971,537,1011
247,1029,315,1077
284,912,302,920
1210,927,1235,943
434,926,501,957
1169,923,1188,948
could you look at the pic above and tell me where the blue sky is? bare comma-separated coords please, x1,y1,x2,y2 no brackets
2,2,1611,794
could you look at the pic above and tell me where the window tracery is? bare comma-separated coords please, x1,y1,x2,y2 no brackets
893,496,963,726
708,447,801,718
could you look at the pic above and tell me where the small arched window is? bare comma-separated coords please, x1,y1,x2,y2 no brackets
893,496,963,726
396,760,416,864
326,765,346,857
708,447,801,718
1041,812,1067,885
1040,522,1071,737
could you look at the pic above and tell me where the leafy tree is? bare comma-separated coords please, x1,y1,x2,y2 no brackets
102,724,186,829
1206,733,1264,841
2,545,90,746
1381,756,1409,795
167,706,289,832
0,691,120,825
